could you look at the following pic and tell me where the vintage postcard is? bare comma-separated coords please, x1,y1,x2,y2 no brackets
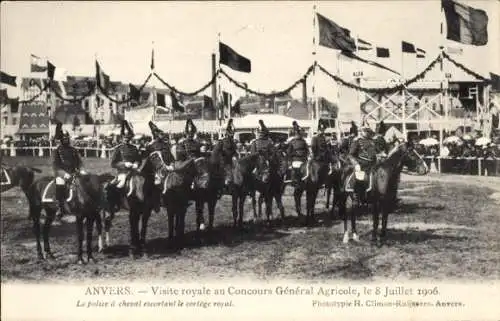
1,0,499,320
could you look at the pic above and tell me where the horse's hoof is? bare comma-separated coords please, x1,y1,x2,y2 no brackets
342,232,349,244
77,258,85,265
45,252,56,260
141,252,149,259
88,256,97,264
38,253,45,261
199,223,206,231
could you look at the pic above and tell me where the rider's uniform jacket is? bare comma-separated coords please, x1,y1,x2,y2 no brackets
145,139,174,166
111,142,142,171
221,136,237,163
311,133,330,162
250,136,274,158
348,136,377,169
373,134,388,155
53,144,82,176
182,137,201,159
287,137,309,162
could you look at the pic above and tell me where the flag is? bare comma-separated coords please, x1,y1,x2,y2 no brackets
317,13,356,52
95,61,110,93
170,91,185,113
47,61,56,80
442,0,488,46
0,88,8,105
0,71,17,87
10,98,19,113
219,42,251,73
402,41,416,53
341,51,400,75
129,84,141,101
203,95,214,110
416,48,426,58
30,54,48,72
376,47,390,58
446,46,463,54
357,38,373,51
150,48,155,70
490,72,500,92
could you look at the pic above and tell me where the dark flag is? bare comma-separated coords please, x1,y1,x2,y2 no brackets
341,51,400,75
157,93,167,108
170,91,185,113
416,48,426,58
489,72,500,91
10,98,19,113
442,0,488,46
357,38,373,51
316,13,356,52
47,61,56,80
129,84,141,101
203,95,214,110
376,47,390,58
0,71,17,87
95,61,110,93
150,48,155,70
0,88,8,105
219,42,251,73
402,41,416,53
30,54,48,72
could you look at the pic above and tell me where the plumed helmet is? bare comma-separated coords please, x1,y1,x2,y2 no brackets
226,118,235,136
148,121,165,139
318,119,327,132
292,120,301,136
121,119,135,138
53,119,70,141
185,118,197,136
257,119,269,135
377,121,387,135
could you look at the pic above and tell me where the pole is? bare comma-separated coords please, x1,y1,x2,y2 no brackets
312,4,318,136
151,41,156,122
211,53,217,128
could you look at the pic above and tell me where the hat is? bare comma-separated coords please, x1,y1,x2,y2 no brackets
292,120,301,136
226,118,235,136
148,121,165,139
185,118,197,136
257,119,269,135
54,119,70,141
121,119,134,138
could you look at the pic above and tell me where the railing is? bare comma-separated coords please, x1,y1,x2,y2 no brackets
1,146,499,177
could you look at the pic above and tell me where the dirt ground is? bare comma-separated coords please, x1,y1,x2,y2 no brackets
1,157,499,282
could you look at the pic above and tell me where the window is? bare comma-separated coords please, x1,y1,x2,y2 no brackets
109,102,113,109
12,117,17,125
432,103,436,110
3,117,7,126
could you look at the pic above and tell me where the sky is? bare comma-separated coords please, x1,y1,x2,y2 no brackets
1,0,499,104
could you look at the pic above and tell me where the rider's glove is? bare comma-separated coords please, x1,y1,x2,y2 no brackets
166,165,174,171
79,169,88,175
124,162,133,168
132,163,139,170
354,164,361,172
64,173,71,180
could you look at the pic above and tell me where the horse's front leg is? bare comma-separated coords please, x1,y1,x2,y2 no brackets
265,193,273,227
380,200,390,245
293,187,303,217
231,191,238,228
96,210,104,253
43,207,56,260
140,206,152,257
238,194,246,229
305,187,318,226
195,192,206,232
257,192,264,222
349,193,360,242
128,202,140,259
275,192,285,221
103,209,115,249
342,193,351,244
76,216,85,264
86,214,96,263
30,205,44,260
371,199,380,244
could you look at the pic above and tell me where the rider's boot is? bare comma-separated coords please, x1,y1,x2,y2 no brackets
55,184,68,221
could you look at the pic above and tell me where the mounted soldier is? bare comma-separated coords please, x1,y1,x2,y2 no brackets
249,119,274,158
52,120,86,221
286,121,309,186
178,118,201,161
219,119,238,185
310,119,332,176
108,119,142,200
146,121,174,212
347,125,377,189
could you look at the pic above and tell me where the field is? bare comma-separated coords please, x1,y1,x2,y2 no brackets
1,156,500,283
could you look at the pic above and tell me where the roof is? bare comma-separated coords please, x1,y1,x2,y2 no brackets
232,114,309,129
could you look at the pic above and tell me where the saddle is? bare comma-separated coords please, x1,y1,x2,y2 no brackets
162,159,194,193
41,179,74,203
344,168,374,193
1,168,11,186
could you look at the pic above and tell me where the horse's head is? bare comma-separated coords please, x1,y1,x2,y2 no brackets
401,146,428,175
12,166,40,192
193,157,210,189
71,173,103,210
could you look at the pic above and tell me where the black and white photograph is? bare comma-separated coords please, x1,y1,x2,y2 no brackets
1,1,499,320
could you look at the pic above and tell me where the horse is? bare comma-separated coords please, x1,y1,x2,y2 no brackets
254,147,287,225
291,157,329,226
229,153,261,229
1,165,41,193
94,172,117,252
26,172,104,263
338,141,415,246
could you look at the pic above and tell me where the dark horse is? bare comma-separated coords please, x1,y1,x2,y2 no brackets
27,172,104,263
292,158,329,226
1,165,41,193
338,141,415,246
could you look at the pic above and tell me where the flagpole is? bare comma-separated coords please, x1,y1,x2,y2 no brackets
439,2,447,152
151,41,157,123
312,4,319,137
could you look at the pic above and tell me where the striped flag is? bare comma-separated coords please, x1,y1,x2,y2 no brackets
416,48,426,58
0,71,17,87
442,0,488,46
95,61,110,93
446,46,463,55
30,54,47,72
317,13,356,52
356,38,373,51
402,41,417,53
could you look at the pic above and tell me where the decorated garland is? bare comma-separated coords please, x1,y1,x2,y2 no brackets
219,65,314,98
51,82,96,104
154,71,219,97
442,52,487,81
97,73,152,104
